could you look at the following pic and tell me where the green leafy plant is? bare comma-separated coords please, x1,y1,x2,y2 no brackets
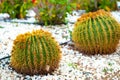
70,0,97,12
35,0,76,25
72,10,120,55
0,0,33,19
98,0,117,11
71,0,118,12
10,29,61,75
80,0,96,12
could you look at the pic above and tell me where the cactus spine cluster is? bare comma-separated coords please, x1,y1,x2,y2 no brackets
10,29,61,75
72,10,120,55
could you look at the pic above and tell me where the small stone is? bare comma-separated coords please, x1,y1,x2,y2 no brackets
45,65,50,71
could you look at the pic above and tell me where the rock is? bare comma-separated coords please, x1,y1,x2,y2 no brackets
0,13,10,20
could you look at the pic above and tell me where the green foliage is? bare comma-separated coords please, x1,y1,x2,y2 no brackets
35,0,76,25
71,0,118,12
10,29,61,75
102,67,113,73
98,0,117,11
79,0,95,12
0,0,33,19
72,10,120,55
70,0,97,11
68,62,78,69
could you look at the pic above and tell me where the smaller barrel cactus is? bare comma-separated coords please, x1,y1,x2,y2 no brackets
72,9,120,55
10,29,61,75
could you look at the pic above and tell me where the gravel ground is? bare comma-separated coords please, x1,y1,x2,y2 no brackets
0,11,120,80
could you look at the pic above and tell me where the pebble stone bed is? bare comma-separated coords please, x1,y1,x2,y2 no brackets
0,11,120,80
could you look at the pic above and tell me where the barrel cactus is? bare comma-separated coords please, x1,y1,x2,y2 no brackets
10,29,61,75
72,9,120,55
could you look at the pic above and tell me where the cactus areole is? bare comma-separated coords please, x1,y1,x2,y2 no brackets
72,10,120,55
10,29,61,75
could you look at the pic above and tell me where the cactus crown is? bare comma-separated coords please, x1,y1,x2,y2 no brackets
72,9,120,55
77,10,110,23
10,29,61,75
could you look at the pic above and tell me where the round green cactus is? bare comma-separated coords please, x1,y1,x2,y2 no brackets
10,29,61,75
72,10,120,55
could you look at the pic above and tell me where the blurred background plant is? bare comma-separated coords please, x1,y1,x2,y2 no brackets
0,0,33,19
71,0,119,12
35,0,76,25
0,0,120,21
71,0,94,12
98,0,117,11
